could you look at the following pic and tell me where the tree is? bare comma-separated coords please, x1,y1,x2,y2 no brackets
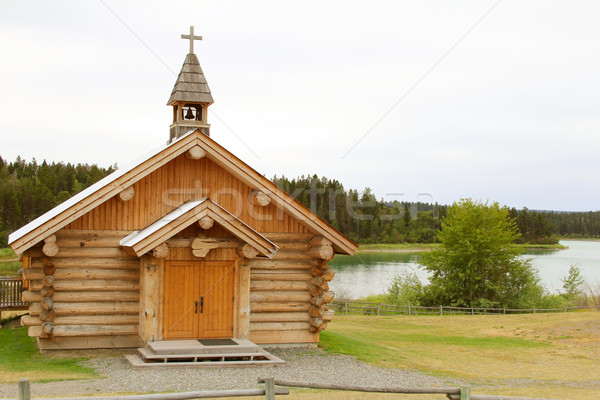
561,265,584,298
419,199,543,308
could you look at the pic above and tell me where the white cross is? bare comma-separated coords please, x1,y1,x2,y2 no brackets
181,25,202,54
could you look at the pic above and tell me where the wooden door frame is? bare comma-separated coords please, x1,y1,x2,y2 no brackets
138,254,250,342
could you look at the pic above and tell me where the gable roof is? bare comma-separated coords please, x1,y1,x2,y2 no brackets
9,129,358,256
167,53,214,105
120,198,278,258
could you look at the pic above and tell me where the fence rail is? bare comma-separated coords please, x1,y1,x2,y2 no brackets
7,378,563,400
330,300,599,317
0,277,27,321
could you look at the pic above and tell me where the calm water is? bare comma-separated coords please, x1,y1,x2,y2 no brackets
329,240,600,299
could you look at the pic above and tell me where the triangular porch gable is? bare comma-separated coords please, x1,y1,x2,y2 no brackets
120,198,278,258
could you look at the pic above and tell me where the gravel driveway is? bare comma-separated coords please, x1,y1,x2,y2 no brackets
0,348,456,398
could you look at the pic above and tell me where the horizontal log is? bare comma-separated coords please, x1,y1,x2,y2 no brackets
41,286,55,298
40,308,56,322
323,310,335,322
249,259,318,270
310,266,324,277
44,235,57,244
311,296,324,306
237,243,259,259
53,291,140,303
308,306,325,318
43,275,55,287
29,324,138,337
250,280,311,291
309,245,334,260
21,315,42,326
22,290,42,303
308,286,322,297
42,242,59,257
250,271,312,281
43,263,57,275
310,236,333,246
118,186,135,202
22,268,44,281
31,279,140,292
323,291,335,303
41,322,54,338
41,297,54,311
52,247,132,258
250,302,310,313
249,312,311,323
250,322,311,332
198,216,214,230
271,241,311,251
31,302,139,315
250,291,311,303
310,317,324,328
152,243,169,258
272,250,314,261
322,269,336,281
53,268,140,280
264,232,313,241
53,315,139,325
32,257,139,269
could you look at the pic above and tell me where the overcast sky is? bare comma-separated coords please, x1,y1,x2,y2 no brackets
1,1,599,211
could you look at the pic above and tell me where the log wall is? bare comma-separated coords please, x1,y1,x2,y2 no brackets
21,230,142,349
249,233,336,344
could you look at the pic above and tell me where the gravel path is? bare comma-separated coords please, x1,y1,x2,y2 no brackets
0,348,456,397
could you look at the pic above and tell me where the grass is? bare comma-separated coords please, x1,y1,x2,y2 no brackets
319,313,600,400
0,247,18,260
0,261,21,276
0,324,99,383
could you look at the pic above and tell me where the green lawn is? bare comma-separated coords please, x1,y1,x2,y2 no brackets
320,313,600,400
0,325,99,383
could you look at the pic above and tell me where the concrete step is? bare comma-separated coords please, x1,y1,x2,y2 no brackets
126,349,285,369
146,338,259,355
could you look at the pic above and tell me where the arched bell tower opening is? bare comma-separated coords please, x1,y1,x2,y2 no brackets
168,26,214,142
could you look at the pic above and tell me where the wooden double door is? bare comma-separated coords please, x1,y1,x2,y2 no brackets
163,260,235,339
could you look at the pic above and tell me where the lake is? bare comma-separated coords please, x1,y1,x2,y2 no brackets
328,240,600,299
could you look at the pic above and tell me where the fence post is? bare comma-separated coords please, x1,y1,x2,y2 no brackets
460,386,471,400
263,377,275,400
408,304,411,316
18,379,30,400
471,307,474,315
377,303,380,316
345,301,348,316
503,308,506,315
439,305,443,316
533,307,536,314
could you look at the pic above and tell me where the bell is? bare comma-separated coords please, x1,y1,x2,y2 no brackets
184,107,194,120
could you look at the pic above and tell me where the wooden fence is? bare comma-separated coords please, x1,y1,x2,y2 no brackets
0,277,27,320
8,378,563,400
330,300,599,317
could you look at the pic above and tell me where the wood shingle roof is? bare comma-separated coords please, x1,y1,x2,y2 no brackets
167,53,214,105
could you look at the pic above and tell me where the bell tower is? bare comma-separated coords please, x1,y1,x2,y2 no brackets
168,26,214,142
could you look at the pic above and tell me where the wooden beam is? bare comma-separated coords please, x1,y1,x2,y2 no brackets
310,236,332,246
309,245,334,261
237,243,259,259
197,215,214,230
118,186,135,202
191,238,219,258
42,242,59,257
251,190,271,207
152,243,169,258
186,145,206,159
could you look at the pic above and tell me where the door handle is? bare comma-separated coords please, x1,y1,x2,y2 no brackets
200,296,204,314
194,300,198,314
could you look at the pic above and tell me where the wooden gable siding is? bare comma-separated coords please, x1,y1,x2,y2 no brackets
65,155,308,234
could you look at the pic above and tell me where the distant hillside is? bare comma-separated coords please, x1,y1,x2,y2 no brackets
1,155,597,247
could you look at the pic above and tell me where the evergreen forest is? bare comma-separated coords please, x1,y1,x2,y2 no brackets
1,155,599,247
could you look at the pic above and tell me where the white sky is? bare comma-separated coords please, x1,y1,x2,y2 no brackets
1,1,599,211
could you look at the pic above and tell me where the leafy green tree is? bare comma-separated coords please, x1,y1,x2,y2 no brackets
419,199,543,308
561,265,584,298
387,271,424,306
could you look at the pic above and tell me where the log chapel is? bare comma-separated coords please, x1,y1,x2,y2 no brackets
8,27,357,354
